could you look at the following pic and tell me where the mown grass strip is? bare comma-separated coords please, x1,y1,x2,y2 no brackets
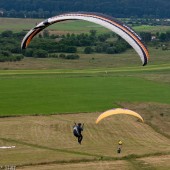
0,63,170,75
2,135,169,169
0,137,106,158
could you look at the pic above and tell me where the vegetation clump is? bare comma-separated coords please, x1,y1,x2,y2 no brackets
1,27,170,62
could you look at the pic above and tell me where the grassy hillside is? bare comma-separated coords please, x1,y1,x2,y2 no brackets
0,110,169,169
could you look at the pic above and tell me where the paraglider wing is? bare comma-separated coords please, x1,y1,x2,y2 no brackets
96,108,144,124
21,12,149,66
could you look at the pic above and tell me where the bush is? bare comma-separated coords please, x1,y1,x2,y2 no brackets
0,56,7,62
10,46,21,53
48,54,58,58
33,49,48,58
65,54,80,59
84,46,93,54
59,54,80,59
0,50,11,56
59,53,66,59
1,30,13,37
65,46,77,53
24,48,34,57
106,47,116,54
0,54,24,62
95,45,103,53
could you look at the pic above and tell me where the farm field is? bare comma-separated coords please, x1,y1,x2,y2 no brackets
0,70,170,116
0,18,108,34
0,17,170,169
1,17,170,34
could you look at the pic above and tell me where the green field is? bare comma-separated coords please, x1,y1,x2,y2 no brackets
0,68,170,116
133,25,170,33
1,18,170,34
0,18,109,34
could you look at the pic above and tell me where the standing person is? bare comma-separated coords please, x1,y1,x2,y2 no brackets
73,123,84,144
117,140,123,153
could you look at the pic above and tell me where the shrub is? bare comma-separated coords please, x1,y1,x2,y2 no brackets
48,54,58,58
33,49,48,58
24,48,34,57
0,54,24,62
106,47,116,54
65,46,77,53
59,53,66,59
0,50,11,56
84,46,93,54
65,54,80,59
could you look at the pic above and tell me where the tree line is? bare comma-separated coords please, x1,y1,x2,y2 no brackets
0,30,24,62
1,0,170,19
1,29,170,62
23,30,131,58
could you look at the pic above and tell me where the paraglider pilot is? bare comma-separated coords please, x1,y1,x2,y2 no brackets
73,122,84,144
117,140,123,153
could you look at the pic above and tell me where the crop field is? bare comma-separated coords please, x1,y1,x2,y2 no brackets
0,68,170,116
0,18,108,34
1,18,170,34
0,17,170,169
133,25,170,33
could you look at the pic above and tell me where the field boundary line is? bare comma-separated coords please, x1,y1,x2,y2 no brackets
0,64,170,76
11,151,170,168
0,137,110,158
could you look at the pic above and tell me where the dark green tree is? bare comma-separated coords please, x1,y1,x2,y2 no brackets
140,32,152,42
84,46,93,54
33,49,48,58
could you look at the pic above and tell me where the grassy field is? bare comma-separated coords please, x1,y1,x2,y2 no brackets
0,17,170,169
0,46,169,117
133,25,170,33
0,61,169,169
0,18,109,34
0,70,170,116
0,106,169,169
1,17,170,34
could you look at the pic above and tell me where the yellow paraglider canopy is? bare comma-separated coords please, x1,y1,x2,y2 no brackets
96,108,144,124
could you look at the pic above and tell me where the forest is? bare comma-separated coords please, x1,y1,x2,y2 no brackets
0,0,170,19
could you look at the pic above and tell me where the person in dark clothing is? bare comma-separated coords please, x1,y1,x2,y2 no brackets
117,140,123,153
73,123,84,144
